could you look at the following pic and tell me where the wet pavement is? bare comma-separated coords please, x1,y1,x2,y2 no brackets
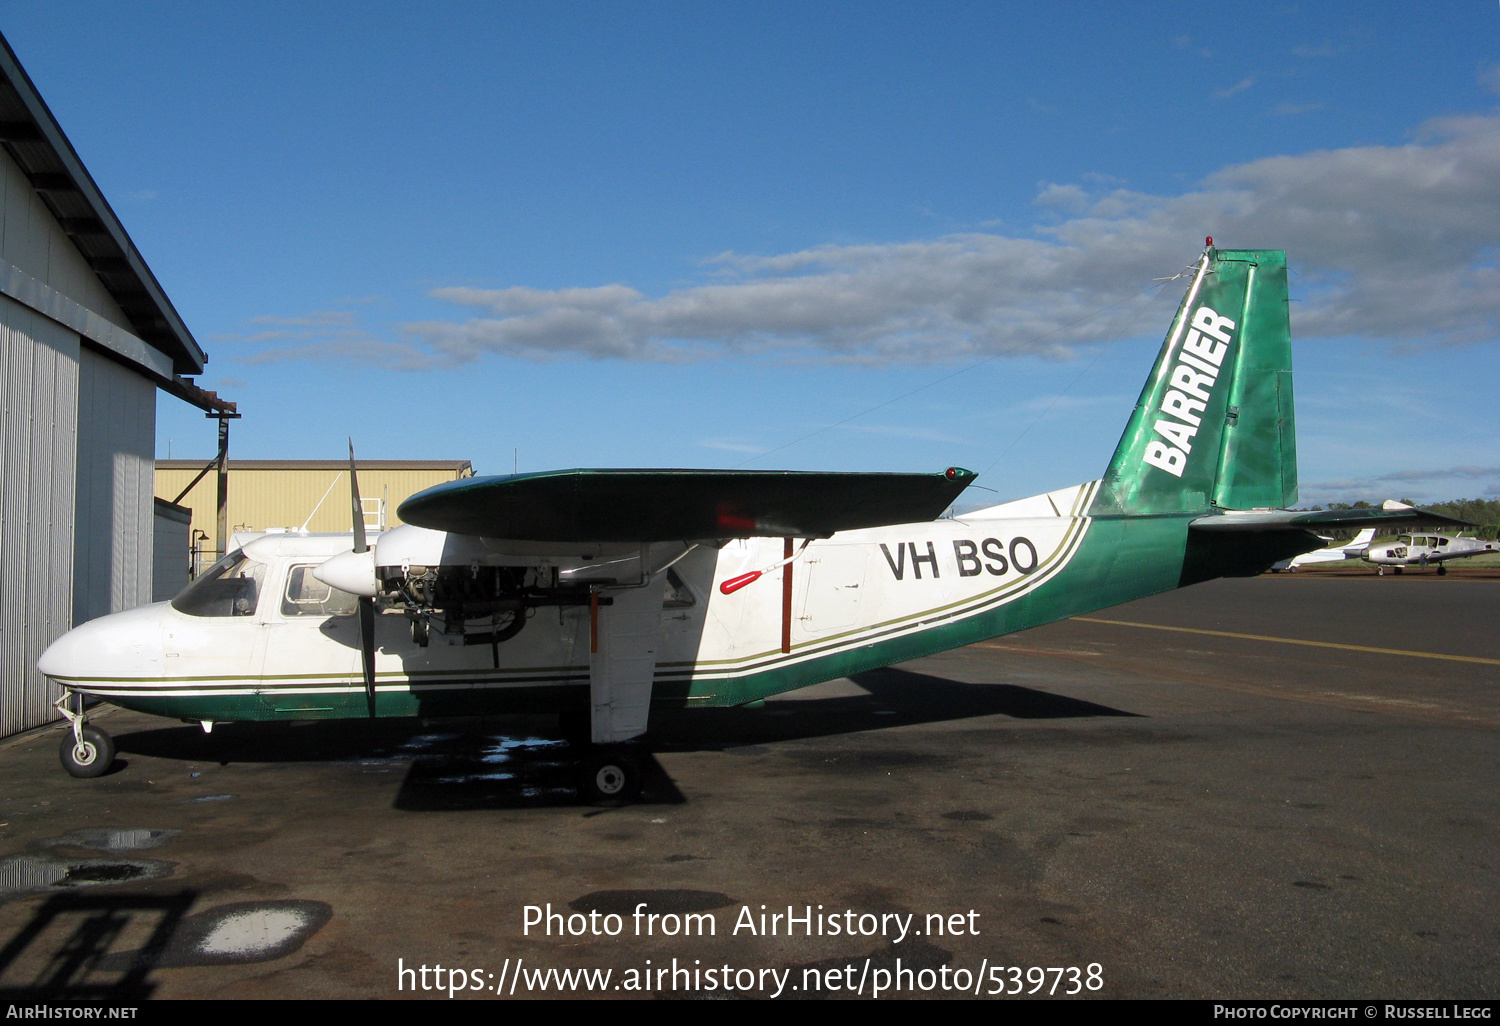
0,575,1496,999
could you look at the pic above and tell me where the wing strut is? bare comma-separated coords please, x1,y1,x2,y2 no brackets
589,574,666,745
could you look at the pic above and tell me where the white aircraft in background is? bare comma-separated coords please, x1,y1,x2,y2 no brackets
1367,532,1498,575
1269,528,1377,572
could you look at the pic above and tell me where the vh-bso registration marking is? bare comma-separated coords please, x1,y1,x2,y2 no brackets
880,539,1039,581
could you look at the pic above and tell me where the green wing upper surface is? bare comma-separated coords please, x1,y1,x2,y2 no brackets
398,467,977,542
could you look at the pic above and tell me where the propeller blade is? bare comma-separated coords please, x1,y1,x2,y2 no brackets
348,440,376,716
348,438,367,554
359,595,376,718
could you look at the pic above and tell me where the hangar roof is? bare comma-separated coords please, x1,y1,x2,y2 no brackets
0,34,207,381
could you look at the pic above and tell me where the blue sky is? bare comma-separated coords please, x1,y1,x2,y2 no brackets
3,2,1497,507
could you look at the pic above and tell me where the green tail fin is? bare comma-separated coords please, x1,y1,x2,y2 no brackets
1091,247,1296,516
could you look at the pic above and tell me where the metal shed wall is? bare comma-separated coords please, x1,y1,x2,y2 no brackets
152,498,191,601
0,296,78,737
74,346,155,624
0,147,130,333
0,40,214,740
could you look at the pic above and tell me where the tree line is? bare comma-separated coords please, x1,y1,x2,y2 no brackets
1321,498,1500,540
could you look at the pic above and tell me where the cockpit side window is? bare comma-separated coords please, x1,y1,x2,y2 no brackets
171,553,268,617
281,565,358,618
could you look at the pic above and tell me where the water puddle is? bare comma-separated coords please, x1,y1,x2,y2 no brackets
396,733,460,753
478,736,567,765
429,772,515,785
0,854,174,900
42,828,181,852
98,899,334,968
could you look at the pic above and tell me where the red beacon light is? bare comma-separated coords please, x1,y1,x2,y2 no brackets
1205,235,1214,248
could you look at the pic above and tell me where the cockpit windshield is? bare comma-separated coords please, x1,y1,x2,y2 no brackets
171,551,268,617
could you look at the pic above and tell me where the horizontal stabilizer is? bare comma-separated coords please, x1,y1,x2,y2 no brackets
1190,505,1472,533
398,467,976,542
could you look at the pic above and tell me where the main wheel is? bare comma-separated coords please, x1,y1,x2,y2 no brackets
59,725,115,778
1437,564,1447,576
577,748,642,804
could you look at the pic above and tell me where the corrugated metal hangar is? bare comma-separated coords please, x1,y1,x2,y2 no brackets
155,459,473,577
0,35,232,738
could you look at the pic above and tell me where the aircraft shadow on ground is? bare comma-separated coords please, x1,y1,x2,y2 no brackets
651,665,1139,750
110,668,1134,811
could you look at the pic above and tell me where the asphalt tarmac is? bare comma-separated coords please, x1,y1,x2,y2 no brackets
1,572,1496,1000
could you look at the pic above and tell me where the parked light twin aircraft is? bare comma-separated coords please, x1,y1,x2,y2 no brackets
1270,527,1378,571
39,244,1469,798
1272,515,1494,575
1367,531,1496,575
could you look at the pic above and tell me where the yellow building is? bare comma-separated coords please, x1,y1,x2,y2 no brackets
155,459,473,572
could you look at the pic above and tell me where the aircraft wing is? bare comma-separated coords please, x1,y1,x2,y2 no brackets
1433,544,1499,563
1190,504,1472,533
397,467,977,542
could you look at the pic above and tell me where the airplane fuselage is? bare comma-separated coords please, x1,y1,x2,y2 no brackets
1367,533,1495,568
41,481,1205,725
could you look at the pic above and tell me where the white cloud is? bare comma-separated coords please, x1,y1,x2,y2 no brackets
250,110,1500,369
1212,76,1257,100
1323,466,1500,486
239,337,433,371
246,309,359,328
1302,465,1500,504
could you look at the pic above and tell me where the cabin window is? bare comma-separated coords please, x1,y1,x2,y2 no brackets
281,565,359,617
172,553,268,618
1439,537,1450,546
663,568,697,609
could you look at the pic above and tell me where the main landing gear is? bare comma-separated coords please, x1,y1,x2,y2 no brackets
558,710,644,804
577,747,643,804
54,692,115,778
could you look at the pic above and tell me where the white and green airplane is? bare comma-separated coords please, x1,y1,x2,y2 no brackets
39,243,1467,797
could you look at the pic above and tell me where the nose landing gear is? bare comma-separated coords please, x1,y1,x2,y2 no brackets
54,692,115,778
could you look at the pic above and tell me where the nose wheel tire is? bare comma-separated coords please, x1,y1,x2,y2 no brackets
59,725,115,778
577,748,642,805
